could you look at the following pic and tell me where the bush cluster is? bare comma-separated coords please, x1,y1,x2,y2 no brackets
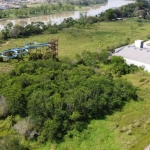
0,51,138,143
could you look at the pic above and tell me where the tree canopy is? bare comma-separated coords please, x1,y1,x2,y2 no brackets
0,52,138,144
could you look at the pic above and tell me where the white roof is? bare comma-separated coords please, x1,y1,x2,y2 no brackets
144,40,150,46
113,45,150,64
135,39,144,42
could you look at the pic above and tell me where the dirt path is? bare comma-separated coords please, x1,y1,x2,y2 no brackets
145,144,150,150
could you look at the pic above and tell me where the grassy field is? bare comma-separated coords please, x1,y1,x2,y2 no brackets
1,18,150,55
1,18,150,72
1,18,150,149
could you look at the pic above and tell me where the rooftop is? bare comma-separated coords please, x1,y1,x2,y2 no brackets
113,44,150,65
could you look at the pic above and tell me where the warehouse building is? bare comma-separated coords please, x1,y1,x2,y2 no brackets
113,40,150,72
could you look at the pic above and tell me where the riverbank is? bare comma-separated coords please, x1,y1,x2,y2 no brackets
0,3,107,21
0,4,105,28
0,0,134,29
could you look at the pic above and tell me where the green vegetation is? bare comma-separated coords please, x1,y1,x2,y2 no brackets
0,0,148,21
35,70,150,150
102,0,149,20
52,69,150,150
1,0,150,41
0,4,75,19
0,50,139,150
66,0,107,6
1,1,150,149
0,0,107,20
1,17,150,57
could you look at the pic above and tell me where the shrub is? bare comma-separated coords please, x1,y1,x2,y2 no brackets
139,78,146,82
28,53,43,60
0,57,3,62
0,95,8,118
0,135,29,150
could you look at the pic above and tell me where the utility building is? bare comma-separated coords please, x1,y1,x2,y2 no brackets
113,40,150,72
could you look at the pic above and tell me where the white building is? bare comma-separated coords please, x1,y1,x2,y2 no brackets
134,40,144,48
113,40,150,73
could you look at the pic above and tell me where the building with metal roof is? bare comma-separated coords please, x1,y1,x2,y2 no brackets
113,40,150,72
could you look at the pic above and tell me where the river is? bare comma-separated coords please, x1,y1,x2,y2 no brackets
0,0,135,29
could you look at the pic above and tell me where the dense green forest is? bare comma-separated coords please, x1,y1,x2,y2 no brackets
65,0,107,6
0,51,139,149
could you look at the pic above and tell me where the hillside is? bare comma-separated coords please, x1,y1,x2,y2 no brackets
1,1,150,149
